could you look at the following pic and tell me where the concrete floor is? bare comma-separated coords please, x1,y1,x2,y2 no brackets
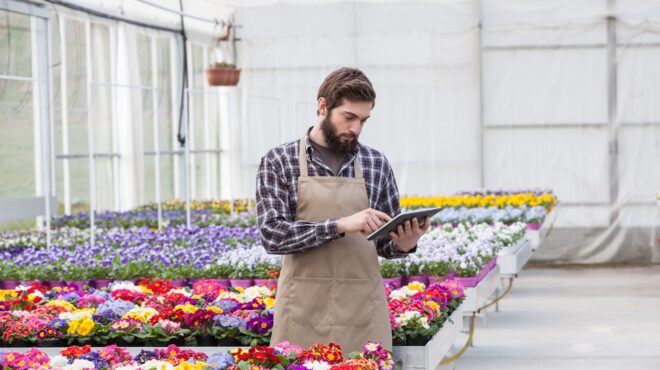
448,265,660,370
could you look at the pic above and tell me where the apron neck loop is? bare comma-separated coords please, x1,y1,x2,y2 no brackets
299,137,308,177
353,155,362,179
300,135,363,179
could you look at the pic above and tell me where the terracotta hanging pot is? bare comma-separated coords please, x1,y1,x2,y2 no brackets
206,64,241,86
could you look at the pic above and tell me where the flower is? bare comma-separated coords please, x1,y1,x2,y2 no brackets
273,341,304,357
303,360,333,370
206,352,235,370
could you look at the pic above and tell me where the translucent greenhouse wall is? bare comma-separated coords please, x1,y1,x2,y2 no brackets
1,0,659,263
232,0,660,263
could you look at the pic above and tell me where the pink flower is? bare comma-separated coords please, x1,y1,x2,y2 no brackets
273,341,304,356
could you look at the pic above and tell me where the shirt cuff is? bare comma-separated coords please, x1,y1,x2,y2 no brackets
394,243,417,255
316,218,344,242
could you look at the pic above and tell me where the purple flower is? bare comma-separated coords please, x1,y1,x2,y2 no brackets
246,316,273,334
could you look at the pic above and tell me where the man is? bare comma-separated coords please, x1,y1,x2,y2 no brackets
256,67,430,353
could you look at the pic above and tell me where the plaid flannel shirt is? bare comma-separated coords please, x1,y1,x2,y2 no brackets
256,130,414,259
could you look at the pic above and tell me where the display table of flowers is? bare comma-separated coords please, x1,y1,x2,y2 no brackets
0,278,466,369
0,341,399,370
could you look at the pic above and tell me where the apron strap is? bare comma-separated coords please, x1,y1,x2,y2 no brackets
353,155,362,179
299,137,308,177
299,135,362,179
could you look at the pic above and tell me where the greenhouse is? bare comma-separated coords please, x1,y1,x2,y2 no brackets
1,0,659,369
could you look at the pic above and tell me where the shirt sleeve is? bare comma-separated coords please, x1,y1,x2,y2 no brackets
256,152,344,255
374,159,417,259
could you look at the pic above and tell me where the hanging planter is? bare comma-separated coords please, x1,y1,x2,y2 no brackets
206,62,241,86
206,21,241,86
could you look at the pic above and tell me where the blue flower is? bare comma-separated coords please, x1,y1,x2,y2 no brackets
207,352,235,370
50,318,68,329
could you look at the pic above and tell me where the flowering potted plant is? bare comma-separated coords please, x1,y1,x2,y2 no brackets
229,266,254,289
405,263,428,285
423,261,452,284
379,260,404,288
252,262,279,287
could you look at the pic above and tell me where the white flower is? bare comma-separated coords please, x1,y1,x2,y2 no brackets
63,359,96,370
169,288,192,297
49,355,69,368
141,360,175,370
303,360,332,370
109,281,141,292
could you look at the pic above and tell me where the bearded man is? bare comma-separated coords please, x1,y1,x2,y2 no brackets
256,67,429,353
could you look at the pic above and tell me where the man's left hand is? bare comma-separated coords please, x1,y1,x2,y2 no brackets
389,217,430,252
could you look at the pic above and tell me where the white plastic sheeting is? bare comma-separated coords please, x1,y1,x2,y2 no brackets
232,0,660,263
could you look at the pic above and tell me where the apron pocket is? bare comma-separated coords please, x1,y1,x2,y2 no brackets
332,278,374,327
290,277,335,326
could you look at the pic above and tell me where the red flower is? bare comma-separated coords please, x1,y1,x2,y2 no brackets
61,345,92,359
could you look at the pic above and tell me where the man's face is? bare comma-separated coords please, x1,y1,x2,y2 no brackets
320,99,372,153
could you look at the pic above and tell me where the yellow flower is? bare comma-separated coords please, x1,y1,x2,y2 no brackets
67,319,80,335
0,290,19,301
46,300,75,311
77,318,95,336
174,303,198,314
407,281,425,292
424,301,441,314
137,286,154,294
264,297,276,309
207,306,224,314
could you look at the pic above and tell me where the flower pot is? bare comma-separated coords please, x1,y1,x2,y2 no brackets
253,278,276,287
215,278,231,289
527,223,541,230
169,279,188,288
230,279,254,289
427,276,447,285
216,337,241,347
65,280,88,290
405,335,431,346
392,337,406,346
195,335,217,346
406,275,429,286
20,280,41,287
48,280,66,288
8,339,32,348
37,338,66,347
382,276,403,289
2,280,21,289
93,279,113,289
206,68,241,86
454,275,479,288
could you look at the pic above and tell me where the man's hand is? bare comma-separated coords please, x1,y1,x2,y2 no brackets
337,208,392,235
389,217,430,252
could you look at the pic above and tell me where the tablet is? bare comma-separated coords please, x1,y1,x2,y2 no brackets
366,207,441,241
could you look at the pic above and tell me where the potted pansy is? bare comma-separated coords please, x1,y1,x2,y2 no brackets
203,263,233,289
252,262,279,287
423,261,453,285
228,265,253,289
379,260,404,288
405,262,428,286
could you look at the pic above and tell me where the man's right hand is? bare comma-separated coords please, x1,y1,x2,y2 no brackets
337,208,392,235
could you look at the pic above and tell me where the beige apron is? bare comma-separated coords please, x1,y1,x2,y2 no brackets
270,137,392,354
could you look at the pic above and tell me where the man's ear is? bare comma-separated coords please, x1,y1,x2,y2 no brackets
317,97,327,116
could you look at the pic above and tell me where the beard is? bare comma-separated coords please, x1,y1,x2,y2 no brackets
320,115,359,153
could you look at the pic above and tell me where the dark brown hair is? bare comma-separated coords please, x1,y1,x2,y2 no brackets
317,67,376,115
